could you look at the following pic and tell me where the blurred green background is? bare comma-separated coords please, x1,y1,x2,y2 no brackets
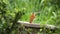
0,0,60,34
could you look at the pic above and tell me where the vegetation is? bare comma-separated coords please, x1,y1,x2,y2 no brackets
0,0,60,34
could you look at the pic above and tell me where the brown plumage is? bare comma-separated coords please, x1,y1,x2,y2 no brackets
29,12,35,23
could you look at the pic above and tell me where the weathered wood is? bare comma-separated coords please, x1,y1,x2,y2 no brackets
18,21,41,29
17,21,59,30
17,21,60,34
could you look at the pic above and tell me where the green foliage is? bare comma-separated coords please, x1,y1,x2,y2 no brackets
0,0,60,34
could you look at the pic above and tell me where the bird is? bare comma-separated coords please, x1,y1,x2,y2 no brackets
29,12,35,23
